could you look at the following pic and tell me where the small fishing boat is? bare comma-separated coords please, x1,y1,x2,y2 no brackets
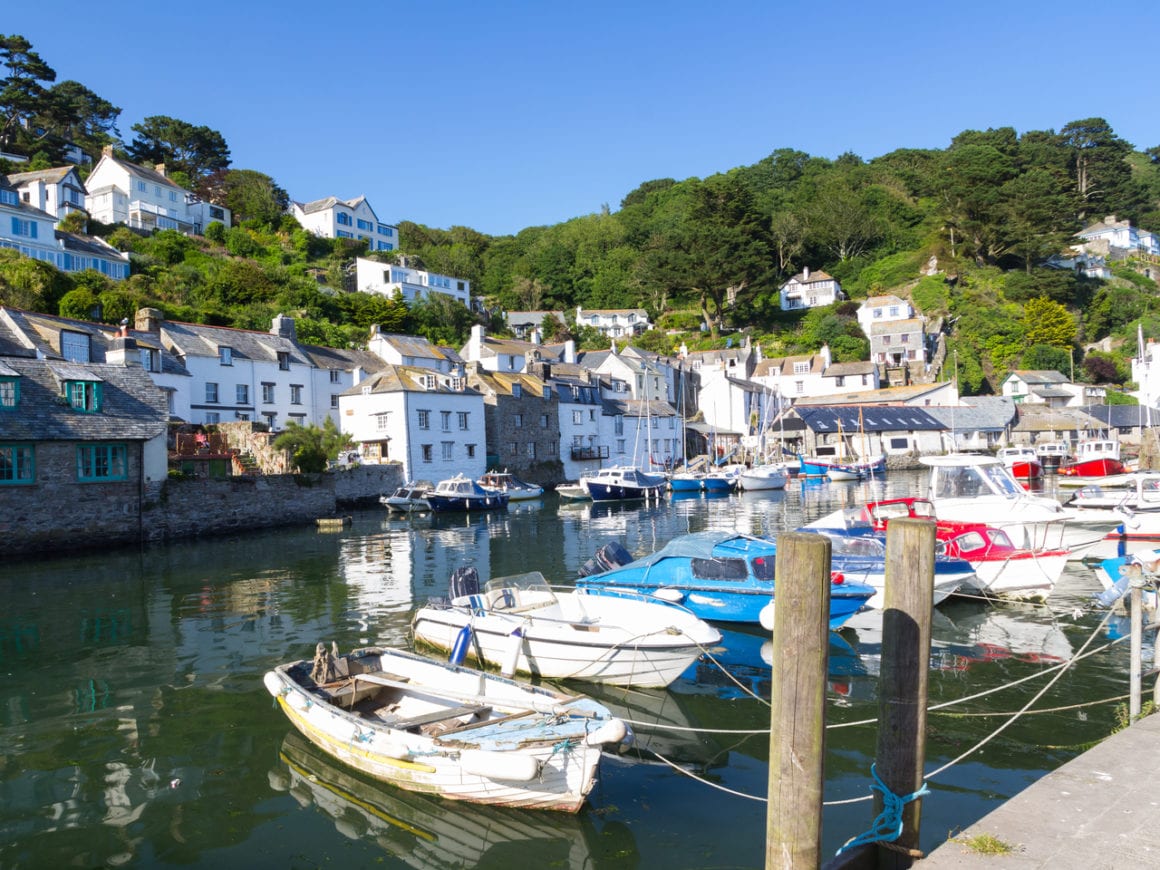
424,475,510,512
799,454,886,481
667,471,706,493
380,480,433,513
1063,472,1160,560
997,446,1043,480
583,466,666,502
574,532,875,627
411,567,721,688
701,466,740,493
1058,437,1127,478
478,470,544,500
263,644,627,813
738,462,789,492
1035,441,1070,472
554,481,592,501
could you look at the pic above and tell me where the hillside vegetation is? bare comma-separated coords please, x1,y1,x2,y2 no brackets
2,34,1160,395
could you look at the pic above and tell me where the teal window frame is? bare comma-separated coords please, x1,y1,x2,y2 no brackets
0,377,18,409
0,443,35,484
66,380,102,412
76,443,128,482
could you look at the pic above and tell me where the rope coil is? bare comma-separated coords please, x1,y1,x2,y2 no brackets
835,764,930,856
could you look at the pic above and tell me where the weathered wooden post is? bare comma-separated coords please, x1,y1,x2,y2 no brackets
875,518,935,869
1129,580,1143,721
767,531,832,870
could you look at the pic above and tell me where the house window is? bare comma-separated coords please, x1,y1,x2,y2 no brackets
422,374,436,390
136,180,147,192
421,444,433,462
290,385,303,404
76,443,127,481
278,352,291,371
614,416,624,435
888,306,899,317
889,437,909,450
512,383,522,397
514,414,523,428
589,409,596,422
793,362,809,374
795,380,804,394
616,439,626,454
0,444,34,484
508,441,518,455
219,347,233,365
543,386,551,399
883,336,891,345
835,376,845,387
10,217,38,238
0,378,18,409
573,410,583,425
67,381,101,412
336,212,352,226
466,444,476,458
900,334,909,343
441,410,451,431
873,308,882,318
330,395,339,409
458,411,469,430
330,370,341,383
60,331,91,363
418,410,430,429
139,349,158,371
205,412,220,424
236,412,250,421
206,382,219,403
336,230,353,238
262,382,275,403
377,225,394,236
236,384,249,404
375,413,390,432
547,441,557,456
263,412,277,427
540,414,549,428
442,441,454,460
357,218,373,230
862,375,869,386
526,443,536,458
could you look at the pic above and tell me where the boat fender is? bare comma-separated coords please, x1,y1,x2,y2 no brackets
449,625,474,666
501,627,524,676
585,718,629,747
262,671,284,698
653,588,684,604
286,690,310,712
460,749,540,782
759,600,776,632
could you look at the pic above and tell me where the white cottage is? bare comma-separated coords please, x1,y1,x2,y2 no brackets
290,196,397,251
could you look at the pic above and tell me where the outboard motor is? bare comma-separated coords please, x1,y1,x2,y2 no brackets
449,566,481,600
578,541,634,577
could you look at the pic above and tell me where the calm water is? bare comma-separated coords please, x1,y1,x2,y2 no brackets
0,471,1135,868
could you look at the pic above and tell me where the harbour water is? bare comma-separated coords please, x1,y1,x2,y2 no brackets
0,471,1136,868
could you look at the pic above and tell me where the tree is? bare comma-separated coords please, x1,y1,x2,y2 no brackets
1001,168,1076,272
937,144,1016,264
0,34,55,150
1021,343,1071,376
201,168,288,224
1060,118,1135,221
273,418,352,473
34,80,120,158
1022,297,1076,348
127,115,231,180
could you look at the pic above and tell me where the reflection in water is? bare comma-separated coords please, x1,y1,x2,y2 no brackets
271,731,632,869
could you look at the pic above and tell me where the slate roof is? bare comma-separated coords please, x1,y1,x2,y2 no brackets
792,382,950,406
0,357,168,441
785,269,837,285
373,332,449,362
297,195,374,217
299,344,386,373
474,335,561,360
162,321,311,367
1011,406,1105,433
0,175,56,221
2,309,187,376
925,396,1017,431
102,154,185,191
824,361,876,377
7,166,77,185
605,398,679,419
468,370,550,399
341,364,480,397
796,405,945,434
1078,404,1160,429
56,231,127,259
861,295,906,308
870,317,924,335
1007,370,1070,386
753,354,823,377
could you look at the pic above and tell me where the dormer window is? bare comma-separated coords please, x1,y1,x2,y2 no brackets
793,362,809,374
512,383,522,398
139,349,159,372
422,374,437,390
0,377,18,409
449,377,465,391
277,352,290,371
60,330,91,363
66,380,102,412
219,347,233,366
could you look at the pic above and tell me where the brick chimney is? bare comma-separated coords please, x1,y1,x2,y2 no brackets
135,307,163,333
155,164,166,177
271,314,297,341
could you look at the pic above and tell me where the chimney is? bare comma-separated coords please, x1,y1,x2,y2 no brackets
155,164,166,177
1105,215,1117,225
821,343,832,369
803,266,811,280
102,144,114,158
563,339,576,364
271,314,297,341
135,307,163,333
106,335,140,367
531,328,542,345
470,323,485,347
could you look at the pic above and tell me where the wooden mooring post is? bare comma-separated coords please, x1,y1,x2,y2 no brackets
823,518,935,870
766,531,832,870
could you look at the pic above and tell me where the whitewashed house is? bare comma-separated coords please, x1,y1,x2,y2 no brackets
778,268,845,311
600,398,681,471
1133,339,1160,408
696,373,770,441
1077,215,1160,257
1000,370,1103,409
299,344,388,428
589,344,672,403
85,147,230,234
355,257,470,307
290,196,397,251
575,306,651,337
8,166,88,221
460,324,564,374
339,364,486,479
368,328,456,373
534,366,607,480
0,176,128,279
869,318,926,365
751,348,831,402
856,295,912,337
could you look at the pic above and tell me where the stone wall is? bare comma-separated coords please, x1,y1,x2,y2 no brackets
332,463,405,506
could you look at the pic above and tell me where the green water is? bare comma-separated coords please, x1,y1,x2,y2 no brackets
0,473,1135,867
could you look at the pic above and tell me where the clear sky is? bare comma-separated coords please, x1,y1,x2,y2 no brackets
8,2,1159,236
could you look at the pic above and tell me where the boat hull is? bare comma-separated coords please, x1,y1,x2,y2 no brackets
586,482,665,502
426,494,509,512
1059,458,1128,478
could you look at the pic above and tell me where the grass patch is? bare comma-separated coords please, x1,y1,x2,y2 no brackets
954,833,1014,855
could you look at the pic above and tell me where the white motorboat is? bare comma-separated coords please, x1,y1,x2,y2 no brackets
555,481,592,501
263,644,627,813
478,470,544,500
380,480,433,513
1063,472,1160,560
412,568,721,688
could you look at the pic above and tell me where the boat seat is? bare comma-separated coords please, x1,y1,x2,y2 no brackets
391,703,491,731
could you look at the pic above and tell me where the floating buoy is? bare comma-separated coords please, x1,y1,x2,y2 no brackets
449,625,473,665
501,627,524,676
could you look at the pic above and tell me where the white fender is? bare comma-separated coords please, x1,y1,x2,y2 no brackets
759,600,776,632
460,749,540,782
501,628,524,676
585,718,628,747
262,671,284,698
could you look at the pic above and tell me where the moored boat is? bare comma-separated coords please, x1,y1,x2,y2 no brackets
380,480,433,513
554,481,592,501
1063,472,1160,560
1035,441,1070,472
425,475,510,512
1058,438,1127,478
263,644,627,813
478,470,544,500
583,466,666,502
738,462,789,491
997,446,1043,480
412,567,722,688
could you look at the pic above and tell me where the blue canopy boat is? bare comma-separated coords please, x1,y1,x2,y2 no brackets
574,531,874,628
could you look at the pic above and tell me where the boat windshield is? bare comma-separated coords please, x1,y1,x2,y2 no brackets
481,572,558,611
932,463,1022,499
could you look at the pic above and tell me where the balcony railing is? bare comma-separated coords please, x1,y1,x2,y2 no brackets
570,445,610,461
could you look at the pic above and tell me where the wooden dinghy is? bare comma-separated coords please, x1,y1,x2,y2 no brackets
263,644,627,812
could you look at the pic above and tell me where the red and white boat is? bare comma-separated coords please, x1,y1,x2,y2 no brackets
997,446,1043,480
1058,438,1127,478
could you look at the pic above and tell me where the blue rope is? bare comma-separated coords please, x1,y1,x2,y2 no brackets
835,764,930,856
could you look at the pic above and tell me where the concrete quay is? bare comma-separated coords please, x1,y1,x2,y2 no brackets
920,711,1160,868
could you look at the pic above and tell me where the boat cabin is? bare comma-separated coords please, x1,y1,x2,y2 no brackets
923,455,1025,500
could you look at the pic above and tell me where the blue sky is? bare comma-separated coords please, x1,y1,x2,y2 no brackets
8,2,1159,236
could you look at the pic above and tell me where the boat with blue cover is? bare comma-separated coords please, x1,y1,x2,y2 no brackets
583,466,666,502
574,532,874,627
424,474,510,512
